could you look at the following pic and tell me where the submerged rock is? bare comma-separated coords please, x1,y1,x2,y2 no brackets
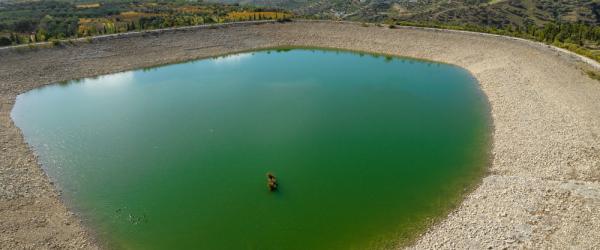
267,172,278,192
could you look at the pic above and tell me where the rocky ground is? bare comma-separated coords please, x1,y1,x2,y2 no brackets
0,20,599,249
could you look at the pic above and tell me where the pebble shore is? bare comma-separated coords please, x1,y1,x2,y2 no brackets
1,20,599,249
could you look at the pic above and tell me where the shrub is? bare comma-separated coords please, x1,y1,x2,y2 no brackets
586,70,600,81
0,37,11,46
50,39,61,46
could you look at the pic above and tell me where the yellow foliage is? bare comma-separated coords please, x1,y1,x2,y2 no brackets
76,3,100,9
225,11,290,21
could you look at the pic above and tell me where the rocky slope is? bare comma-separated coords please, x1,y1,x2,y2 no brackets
211,0,600,25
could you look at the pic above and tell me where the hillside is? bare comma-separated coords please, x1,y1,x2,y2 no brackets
209,0,600,26
0,0,290,46
205,0,600,71
1,0,599,63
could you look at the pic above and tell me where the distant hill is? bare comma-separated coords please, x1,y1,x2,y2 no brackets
208,0,600,26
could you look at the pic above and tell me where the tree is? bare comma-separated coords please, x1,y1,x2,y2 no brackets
35,29,47,42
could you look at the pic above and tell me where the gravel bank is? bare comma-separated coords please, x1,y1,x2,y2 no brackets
1,20,599,249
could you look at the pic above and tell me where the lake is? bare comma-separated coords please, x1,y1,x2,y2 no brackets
12,48,490,249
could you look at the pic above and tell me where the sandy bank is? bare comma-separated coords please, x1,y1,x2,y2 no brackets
1,20,599,249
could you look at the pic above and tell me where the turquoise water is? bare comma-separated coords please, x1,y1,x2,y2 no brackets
12,48,490,249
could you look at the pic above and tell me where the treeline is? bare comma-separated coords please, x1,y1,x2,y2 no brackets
0,1,78,45
77,11,290,36
0,0,290,46
77,15,210,37
393,21,600,62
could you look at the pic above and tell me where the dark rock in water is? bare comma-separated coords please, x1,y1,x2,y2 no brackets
267,172,278,192
268,180,277,191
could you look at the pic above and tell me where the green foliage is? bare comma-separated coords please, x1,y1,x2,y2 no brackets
393,20,600,63
586,70,600,81
0,0,289,47
50,39,61,46
0,36,10,46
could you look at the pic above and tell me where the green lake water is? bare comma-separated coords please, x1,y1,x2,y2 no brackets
12,48,490,249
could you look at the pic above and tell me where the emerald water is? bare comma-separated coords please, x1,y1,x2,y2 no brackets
12,48,490,249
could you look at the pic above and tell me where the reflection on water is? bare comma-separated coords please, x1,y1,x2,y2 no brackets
12,49,490,250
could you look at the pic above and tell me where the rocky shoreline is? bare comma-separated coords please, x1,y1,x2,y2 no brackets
1,20,599,249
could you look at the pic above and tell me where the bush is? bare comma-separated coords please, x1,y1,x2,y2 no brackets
50,39,61,46
586,70,600,81
0,37,11,46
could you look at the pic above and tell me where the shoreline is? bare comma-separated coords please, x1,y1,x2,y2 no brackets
1,20,599,249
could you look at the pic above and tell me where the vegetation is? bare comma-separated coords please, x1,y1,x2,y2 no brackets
1,0,599,66
587,70,600,81
0,0,291,46
212,0,600,63
212,0,600,27
391,20,600,63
